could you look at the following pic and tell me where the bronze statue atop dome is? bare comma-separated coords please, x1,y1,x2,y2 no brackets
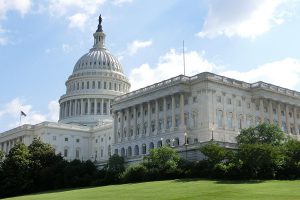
97,14,103,32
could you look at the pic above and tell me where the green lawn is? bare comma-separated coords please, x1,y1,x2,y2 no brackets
4,179,300,200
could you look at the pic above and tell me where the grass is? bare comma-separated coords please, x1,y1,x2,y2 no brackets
4,179,300,200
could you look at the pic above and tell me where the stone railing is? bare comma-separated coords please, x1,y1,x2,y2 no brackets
250,81,300,97
114,72,300,104
0,124,34,138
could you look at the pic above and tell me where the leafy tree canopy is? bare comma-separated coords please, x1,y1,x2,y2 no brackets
236,123,286,146
143,146,180,172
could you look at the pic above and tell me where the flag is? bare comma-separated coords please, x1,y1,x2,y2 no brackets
21,111,27,117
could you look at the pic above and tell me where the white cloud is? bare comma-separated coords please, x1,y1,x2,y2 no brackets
113,0,133,6
198,0,292,39
221,58,300,90
0,98,59,131
0,36,8,45
129,49,216,90
62,43,73,53
68,13,88,29
0,0,31,19
128,40,153,55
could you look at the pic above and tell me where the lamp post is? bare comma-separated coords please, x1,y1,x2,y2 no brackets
184,132,188,160
171,139,175,148
160,137,163,147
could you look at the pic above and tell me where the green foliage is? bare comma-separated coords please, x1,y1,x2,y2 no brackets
122,164,147,183
1,143,32,197
107,154,125,174
199,143,229,166
143,146,180,173
236,123,285,146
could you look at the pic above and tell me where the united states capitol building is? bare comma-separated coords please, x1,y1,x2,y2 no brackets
1,17,300,164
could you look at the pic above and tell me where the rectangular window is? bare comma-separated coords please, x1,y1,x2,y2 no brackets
98,81,101,89
76,139,80,143
65,137,68,142
109,82,112,90
87,81,89,89
76,149,79,158
64,149,68,157
104,82,107,89
227,98,232,105
53,136,56,141
193,96,197,103
92,81,95,89
217,96,221,103
81,82,84,89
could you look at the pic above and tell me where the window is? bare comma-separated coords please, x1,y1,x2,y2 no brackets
97,102,101,114
81,82,84,89
247,103,251,109
264,107,268,113
137,111,141,117
114,83,117,91
144,110,148,116
281,111,285,116
152,107,155,114
237,100,241,107
96,139,98,143
217,96,221,103
104,82,107,89
273,108,277,114
103,102,107,114
101,149,103,157
76,149,80,158
151,121,155,132
143,123,147,134
227,98,232,105
227,112,233,129
184,98,188,105
167,117,171,129
53,136,56,141
64,149,68,157
76,139,80,143
159,104,163,111
77,82,79,90
289,112,292,118
98,81,101,89
159,120,163,130
217,110,223,128
65,137,68,142
167,103,171,110
175,116,179,127
87,81,89,89
142,144,146,154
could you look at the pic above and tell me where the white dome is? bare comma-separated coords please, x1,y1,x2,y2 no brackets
58,15,130,126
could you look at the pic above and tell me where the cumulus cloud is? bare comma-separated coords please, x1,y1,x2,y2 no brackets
129,49,216,90
127,40,153,55
68,13,88,30
0,98,59,131
221,58,300,90
197,0,292,39
113,0,133,6
0,0,31,19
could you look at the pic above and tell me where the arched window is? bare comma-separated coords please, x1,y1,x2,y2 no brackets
75,148,80,159
166,139,171,147
149,142,154,150
174,137,179,147
134,145,139,156
121,147,125,157
142,143,146,154
227,112,233,129
127,146,132,157
157,140,162,148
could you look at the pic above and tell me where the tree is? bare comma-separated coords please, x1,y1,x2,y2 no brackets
199,143,229,166
105,154,125,183
1,143,31,197
236,123,285,146
143,146,180,174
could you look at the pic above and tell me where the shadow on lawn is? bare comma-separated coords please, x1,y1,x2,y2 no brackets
174,179,265,184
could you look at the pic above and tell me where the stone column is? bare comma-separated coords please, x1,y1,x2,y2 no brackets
73,100,77,116
126,108,130,138
260,98,264,123
94,98,97,115
147,102,151,136
101,99,104,115
87,98,91,115
232,96,236,130
268,100,273,124
113,111,118,142
222,94,227,129
286,105,290,134
133,106,137,137
120,111,124,138
294,107,299,135
68,101,72,117
155,99,159,134
163,97,167,131
81,99,84,115
141,104,144,137
180,93,185,128
108,99,111,116
171,95,175,130
242,97,247,128
277,103,282,129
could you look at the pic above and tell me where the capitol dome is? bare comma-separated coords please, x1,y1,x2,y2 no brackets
58,15,131,125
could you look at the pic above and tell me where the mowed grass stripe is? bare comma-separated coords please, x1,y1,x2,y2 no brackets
4,179,300,200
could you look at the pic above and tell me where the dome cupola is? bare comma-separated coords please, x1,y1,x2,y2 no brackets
58,15,130,126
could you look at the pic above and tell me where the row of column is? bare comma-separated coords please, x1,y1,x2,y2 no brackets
60,98,112,119
216,96,300,135
0,136,23,154
113,93,186,142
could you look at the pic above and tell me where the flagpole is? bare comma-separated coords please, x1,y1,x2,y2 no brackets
183,40,186,76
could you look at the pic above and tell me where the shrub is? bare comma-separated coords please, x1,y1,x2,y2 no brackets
122,164,147,183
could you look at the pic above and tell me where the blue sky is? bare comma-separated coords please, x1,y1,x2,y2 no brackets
1,0,300,132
